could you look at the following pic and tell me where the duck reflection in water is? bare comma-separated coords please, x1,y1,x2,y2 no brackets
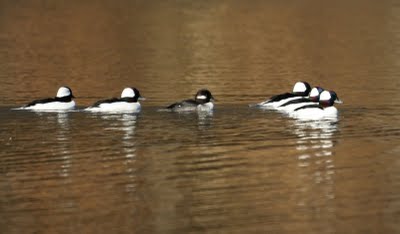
55,112,72,178
290,118,339,219
33,111,73,178
292,118,338,164
197,111,214,130
98,113,138,192
100,114,137,141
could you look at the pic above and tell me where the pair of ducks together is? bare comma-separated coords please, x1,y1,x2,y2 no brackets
17,82,342,119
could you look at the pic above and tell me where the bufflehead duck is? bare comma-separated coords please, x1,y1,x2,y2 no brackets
165,89,215,112
85,87,144,113
289,90,343,120
254,81,312,109
277,86,324,113
19,86,75,110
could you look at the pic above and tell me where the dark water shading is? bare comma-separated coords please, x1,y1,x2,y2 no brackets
1,105,399,233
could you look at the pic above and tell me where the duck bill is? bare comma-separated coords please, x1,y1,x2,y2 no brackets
211,96,216,102
139,97,146,101
334,98,343,104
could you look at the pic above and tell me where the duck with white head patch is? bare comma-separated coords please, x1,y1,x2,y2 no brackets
17,86,76,110
277,86,325,113
289,90,343,120
253,81,312,109
85,87,144,113
165,89,215,112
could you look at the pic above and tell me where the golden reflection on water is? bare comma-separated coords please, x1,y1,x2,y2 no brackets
0,0,398,106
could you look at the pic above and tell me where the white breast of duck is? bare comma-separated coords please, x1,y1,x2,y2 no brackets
197,101,214,111
290,90,342,120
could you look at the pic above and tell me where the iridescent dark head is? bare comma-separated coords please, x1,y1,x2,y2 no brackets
121,87,144,102
56,86,74,98
292,81,312,96
309,86,324,102
319,90,342,107
195,89,215,104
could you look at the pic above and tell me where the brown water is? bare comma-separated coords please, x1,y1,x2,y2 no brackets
1,1,400,233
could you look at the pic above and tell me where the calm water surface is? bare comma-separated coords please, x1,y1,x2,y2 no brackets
1,1,400,233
